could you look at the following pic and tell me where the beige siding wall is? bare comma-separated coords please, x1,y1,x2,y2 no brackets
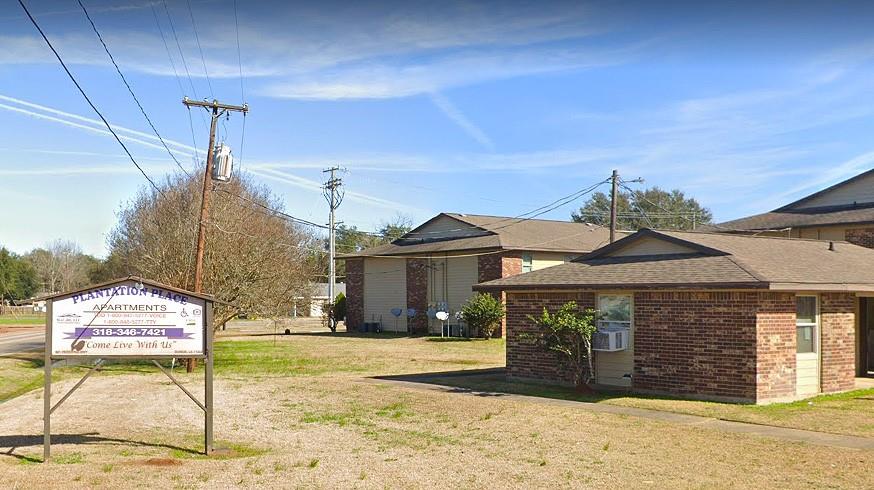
792,173,874,209
414,215,487,240
796,354,819,396
426,255,479,332
363,258,407,332
609,236,697,257
531,252,571,271
791,226,850,241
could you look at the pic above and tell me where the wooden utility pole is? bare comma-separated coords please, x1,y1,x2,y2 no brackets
609,169,619,243
183,97,248,371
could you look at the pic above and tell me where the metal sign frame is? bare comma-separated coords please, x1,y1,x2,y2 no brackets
42,277,215,462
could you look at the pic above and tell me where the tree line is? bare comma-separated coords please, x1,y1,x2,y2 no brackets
0,240,108,303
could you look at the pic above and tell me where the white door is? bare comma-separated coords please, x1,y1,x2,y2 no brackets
795,295,820,397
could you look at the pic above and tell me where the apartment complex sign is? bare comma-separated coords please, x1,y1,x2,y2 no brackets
51,280,205,357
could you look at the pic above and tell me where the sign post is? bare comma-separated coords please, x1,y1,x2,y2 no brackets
42,277,215,461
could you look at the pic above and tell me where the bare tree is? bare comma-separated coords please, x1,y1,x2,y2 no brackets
108,173,321,328
26,240,91,294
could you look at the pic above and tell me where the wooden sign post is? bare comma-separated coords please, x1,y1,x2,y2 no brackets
42,276,215,461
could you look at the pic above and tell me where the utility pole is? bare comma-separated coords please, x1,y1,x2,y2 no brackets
609,169,619,243
323,166,344,332
183,97,248,371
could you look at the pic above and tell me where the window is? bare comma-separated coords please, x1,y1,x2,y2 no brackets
796,296,817,354
598,295,632,330
521,254,533,273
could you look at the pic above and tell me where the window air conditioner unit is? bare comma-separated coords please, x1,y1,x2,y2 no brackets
592,326,629,352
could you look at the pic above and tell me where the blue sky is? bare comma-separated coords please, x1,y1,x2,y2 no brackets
2,0,874,257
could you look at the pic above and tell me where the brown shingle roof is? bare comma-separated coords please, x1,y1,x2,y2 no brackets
716,204,874,231
341,213,617,257
475,229,874,291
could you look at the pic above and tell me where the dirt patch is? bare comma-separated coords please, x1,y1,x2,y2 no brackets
131,458,182,467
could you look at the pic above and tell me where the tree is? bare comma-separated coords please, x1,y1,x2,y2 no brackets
522,301,599,389
0,247,37,302
572,187,712,231
377,214,413,242
25,240,93,294
108,172,320,328
330,214,414,279
460,293,506,339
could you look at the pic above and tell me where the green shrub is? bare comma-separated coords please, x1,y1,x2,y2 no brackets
460,293,505,339
334,292,346,321
522,301,599,388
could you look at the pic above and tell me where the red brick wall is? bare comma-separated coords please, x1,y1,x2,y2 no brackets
633,291,788,402
845,228,874,249
406,258,429,334
502,254,522,277
478,253,524,338
345,258,364,331
820,293,857,393
505,291,596,384
506,289,808,402
754,293,797,401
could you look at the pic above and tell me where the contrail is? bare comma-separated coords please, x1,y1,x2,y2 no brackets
250,167,428,213
0,93,202,154
0,102,184,155
429,92,494,151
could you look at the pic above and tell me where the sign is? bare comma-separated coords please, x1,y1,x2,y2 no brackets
51,280,205,357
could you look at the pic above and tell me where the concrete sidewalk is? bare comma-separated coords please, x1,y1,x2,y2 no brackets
369,376,874,451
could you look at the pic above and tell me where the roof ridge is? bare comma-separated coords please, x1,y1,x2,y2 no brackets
665,229,851,244
721,254,768,283
447,212,606,227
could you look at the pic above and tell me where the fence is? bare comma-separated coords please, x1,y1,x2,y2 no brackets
0,305,45,316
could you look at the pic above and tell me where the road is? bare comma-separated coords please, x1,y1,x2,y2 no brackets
0,329,44,355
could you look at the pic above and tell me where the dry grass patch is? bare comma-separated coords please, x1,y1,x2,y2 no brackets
426,372,874,438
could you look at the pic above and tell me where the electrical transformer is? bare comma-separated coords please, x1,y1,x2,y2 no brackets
211,144,233,182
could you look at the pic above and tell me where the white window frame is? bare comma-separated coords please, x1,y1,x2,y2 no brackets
795,295,819,355
597,294,633,331
521,254,533,273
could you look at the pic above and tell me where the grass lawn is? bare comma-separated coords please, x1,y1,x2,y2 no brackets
423,372,874,438
1,332,872,488
0,315,45,326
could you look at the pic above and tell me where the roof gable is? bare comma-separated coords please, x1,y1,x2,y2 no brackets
581,229,727,260
777,169,874,211
394,213,492,244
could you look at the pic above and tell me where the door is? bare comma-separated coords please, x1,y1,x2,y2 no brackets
863,298,874,376
795,295,820,396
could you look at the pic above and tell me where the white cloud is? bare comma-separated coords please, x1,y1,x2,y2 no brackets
1,1,632,99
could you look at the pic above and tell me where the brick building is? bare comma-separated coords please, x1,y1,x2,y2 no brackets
341,213,615,335
476,229,874,403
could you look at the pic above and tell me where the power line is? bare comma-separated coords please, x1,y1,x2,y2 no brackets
161,0,207,131
184,0,213,97
232,0,245,103
214,187,330,230
76,0,190,177
398,176,611,237
150,2,185,98
231,0,246,173
17,0,162,193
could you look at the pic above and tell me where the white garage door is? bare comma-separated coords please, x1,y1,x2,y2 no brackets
363,258,407,332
